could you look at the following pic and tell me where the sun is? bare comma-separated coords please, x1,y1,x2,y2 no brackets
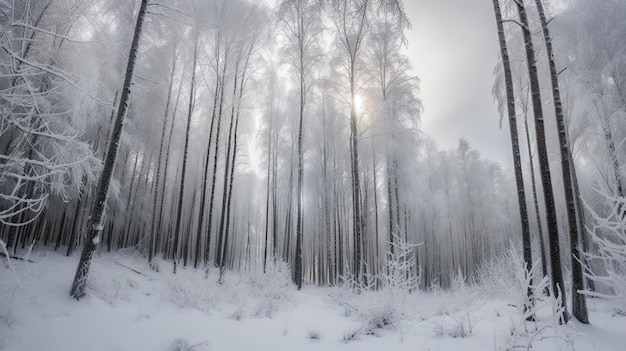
354,94,364,113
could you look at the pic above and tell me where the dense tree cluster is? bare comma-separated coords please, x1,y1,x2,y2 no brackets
490,0,626,323
1,0,625,321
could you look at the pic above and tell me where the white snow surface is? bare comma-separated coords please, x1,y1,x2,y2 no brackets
1,249,625,351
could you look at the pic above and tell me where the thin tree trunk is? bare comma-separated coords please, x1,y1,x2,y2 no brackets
295,51,305,291
263,102,274,271
217,60,241,281
172,35,199,273
524,115,549,281
491,0,533,316
569,148,594,291
66,188,84,257
207,39,230,266
150,49,177,265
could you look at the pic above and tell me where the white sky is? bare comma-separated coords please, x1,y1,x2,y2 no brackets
403,0,513,166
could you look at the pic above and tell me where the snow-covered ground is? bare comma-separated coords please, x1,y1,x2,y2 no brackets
2,249,625,351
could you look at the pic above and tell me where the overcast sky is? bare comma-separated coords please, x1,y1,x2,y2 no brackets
403,0,513,166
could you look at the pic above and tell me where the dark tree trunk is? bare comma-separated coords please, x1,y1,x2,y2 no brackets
491,0,533,315
155,76,184,261
194,72,220,269
217,61,240,282
533,0,587,323
295,54,305,291
66,190,84,257
514,0,569,323
350,78,363,284
263,102,274,272
569,148,594,292
207,38,230,266
70,0,148,299
172,35,199,273
150,49,177,265
524,115,549,281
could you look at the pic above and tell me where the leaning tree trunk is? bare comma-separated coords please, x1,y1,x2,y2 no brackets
533,0,587,323
491,0,533,316
514,0,569,323
70,0,149,300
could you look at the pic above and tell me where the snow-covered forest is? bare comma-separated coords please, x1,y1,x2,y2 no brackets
2,0,626,350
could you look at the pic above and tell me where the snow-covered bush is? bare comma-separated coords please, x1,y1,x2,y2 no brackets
307,328,321,340
584,193,626,312
164,266,219,312
171,337,210,351
250,258,294,317
0,240,38,326
382,233,419,292
332,235,419,335
476,246,522,299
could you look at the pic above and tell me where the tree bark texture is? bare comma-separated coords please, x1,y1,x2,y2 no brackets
514,0,569,323
70,0,149,300
534,0,587,323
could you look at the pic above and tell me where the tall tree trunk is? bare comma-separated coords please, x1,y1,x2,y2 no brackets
600,111,624,198
150,49,177,265
524,115,549,281
172,35,199,273
217,60,241,281
263,102,274,271
491,0,533,315
194,58,221,269
534,0,587,323
66,187,84,257
514,0,569,323
207,39,230,266
294,51,305,291
569,148,594,291
156,76,185,261
350,76,363,284
70,0,148,300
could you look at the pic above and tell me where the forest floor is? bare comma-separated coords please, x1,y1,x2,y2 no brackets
1,248,625,351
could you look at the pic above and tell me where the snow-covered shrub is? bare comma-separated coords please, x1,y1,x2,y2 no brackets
434,313,469,338
584,193,626,312
382,233,419,292
164,266,219,312
331,234,419,335
475,246,522,299
307,328,321,340
171,338,210,351
342,327,359,343
250,258,294,317
0,241,38,325
88,273,135,305
494,247,560,350
229,306,245,321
